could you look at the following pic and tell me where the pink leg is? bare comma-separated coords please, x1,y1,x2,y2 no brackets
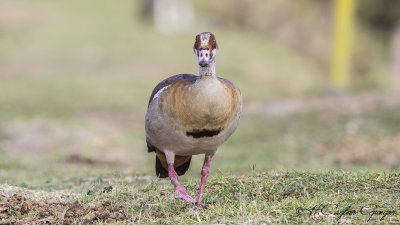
168,164,195,204
195,155,212,206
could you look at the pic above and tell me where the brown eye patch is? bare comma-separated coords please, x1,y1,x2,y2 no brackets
209,34,217,50
194,35,201,51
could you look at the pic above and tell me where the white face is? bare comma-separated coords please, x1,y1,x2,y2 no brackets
197,48,211,67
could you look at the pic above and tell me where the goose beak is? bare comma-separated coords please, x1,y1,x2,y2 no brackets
199,59,209,67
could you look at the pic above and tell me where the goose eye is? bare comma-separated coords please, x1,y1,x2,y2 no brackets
212,40,216,48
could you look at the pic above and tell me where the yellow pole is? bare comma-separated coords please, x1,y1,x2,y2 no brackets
331,0,356,89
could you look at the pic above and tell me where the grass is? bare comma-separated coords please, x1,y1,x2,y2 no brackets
1,171,399,224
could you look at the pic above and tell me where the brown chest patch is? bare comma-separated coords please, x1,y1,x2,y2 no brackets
160,76,241,134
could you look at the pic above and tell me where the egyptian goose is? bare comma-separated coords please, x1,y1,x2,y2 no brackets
145,32,242,205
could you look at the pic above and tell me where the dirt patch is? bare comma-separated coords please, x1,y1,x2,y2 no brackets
64,154,122,167
63,200,127,224
0,193,66,224
315,134,400,168
0,194,130,224
0,119,113,154
0,117,142,164
65,154,96,165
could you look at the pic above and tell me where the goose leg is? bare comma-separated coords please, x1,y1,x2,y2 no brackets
195,154,213,206
165,151,195,204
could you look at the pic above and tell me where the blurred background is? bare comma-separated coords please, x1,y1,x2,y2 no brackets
1,0,400,189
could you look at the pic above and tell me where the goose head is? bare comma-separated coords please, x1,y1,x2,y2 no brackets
193,32,218,67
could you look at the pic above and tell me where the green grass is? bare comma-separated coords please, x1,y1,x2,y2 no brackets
1,171,399,224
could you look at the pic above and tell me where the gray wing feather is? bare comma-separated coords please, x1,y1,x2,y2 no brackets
147,74,197,106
